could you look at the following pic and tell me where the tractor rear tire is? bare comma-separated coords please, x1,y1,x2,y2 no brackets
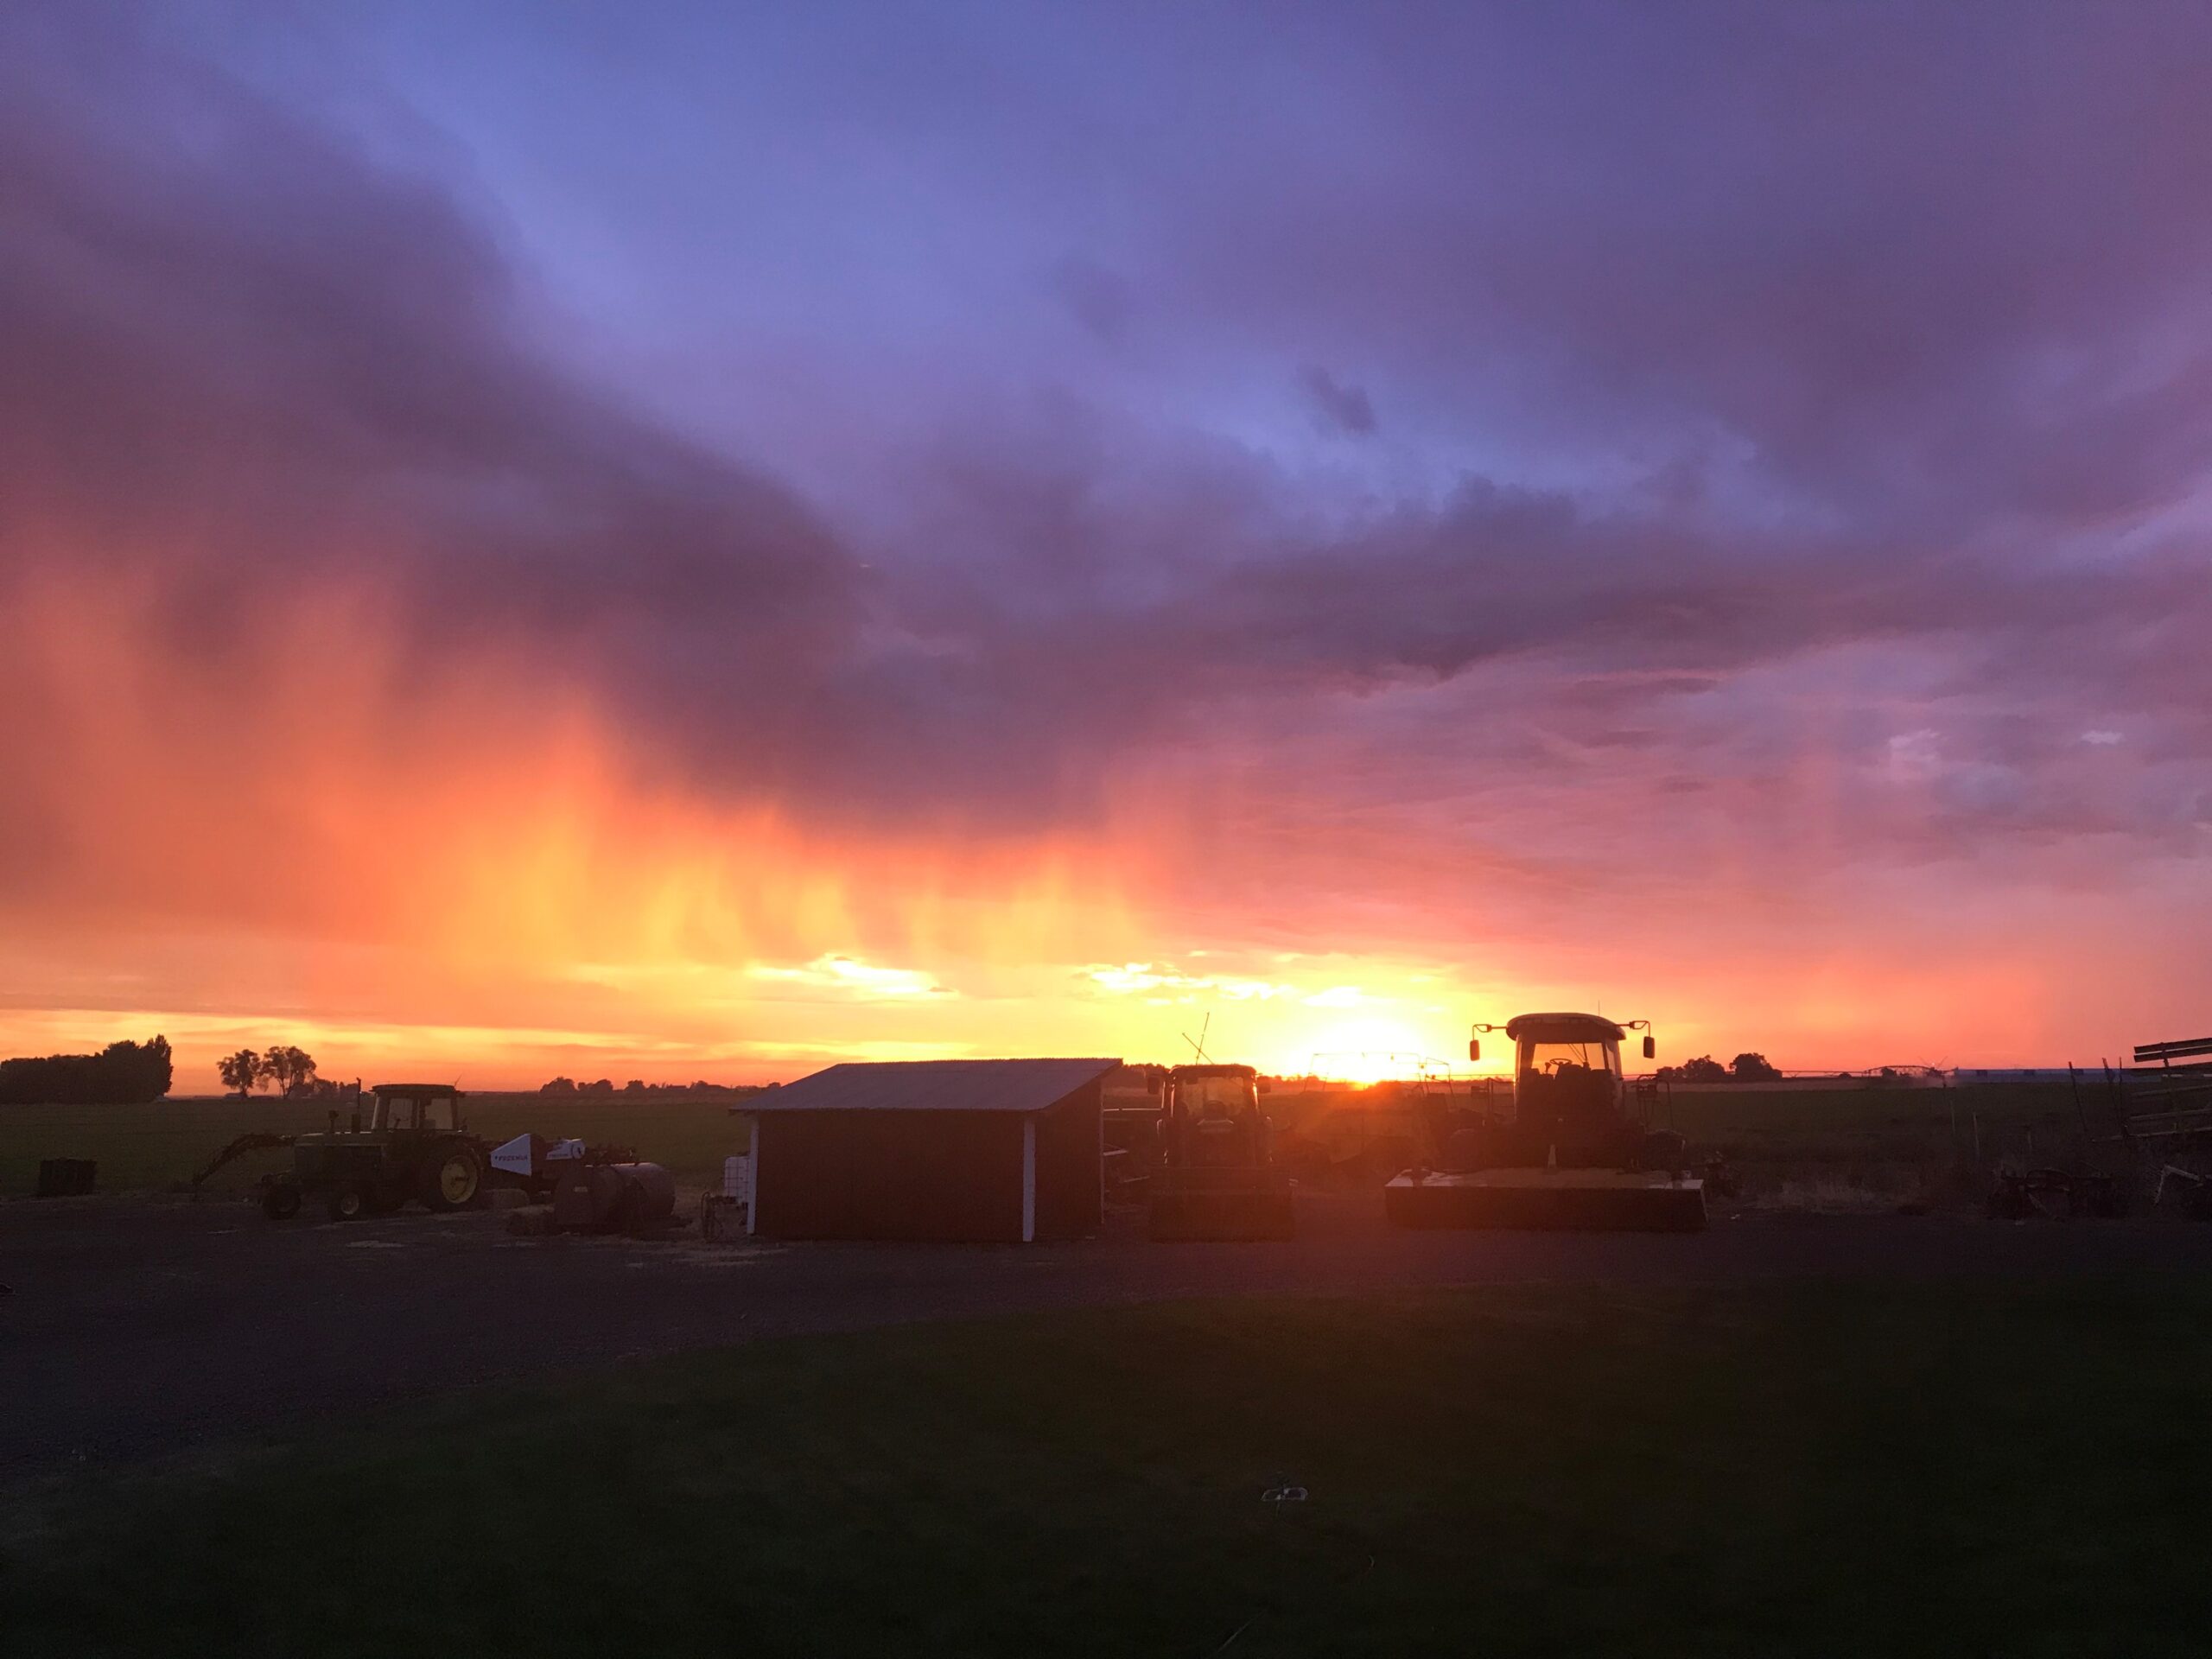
327,1182,367,1223
423,1145,483,1212
262,1179,302,1221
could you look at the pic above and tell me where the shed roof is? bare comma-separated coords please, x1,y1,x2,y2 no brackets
746,1058,1122,1115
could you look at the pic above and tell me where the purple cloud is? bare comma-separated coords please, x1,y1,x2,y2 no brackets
1299,366,1376,437
3,0,2209,879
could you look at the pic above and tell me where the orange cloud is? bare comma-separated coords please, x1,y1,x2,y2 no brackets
4,571,2203,1090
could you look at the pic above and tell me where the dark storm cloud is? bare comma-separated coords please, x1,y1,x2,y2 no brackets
1,13,859,766
923,4,2212,549
6,3,2211,848
1298,366,1376,437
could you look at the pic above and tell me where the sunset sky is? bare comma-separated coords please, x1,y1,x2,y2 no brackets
5,3,2209,1088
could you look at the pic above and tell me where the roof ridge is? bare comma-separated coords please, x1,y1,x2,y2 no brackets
750,1056,1124,1113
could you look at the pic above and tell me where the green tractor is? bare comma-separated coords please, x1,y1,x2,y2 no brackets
258,1084,488,1223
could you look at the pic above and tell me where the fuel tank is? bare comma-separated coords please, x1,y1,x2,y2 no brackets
549,1161,677,1234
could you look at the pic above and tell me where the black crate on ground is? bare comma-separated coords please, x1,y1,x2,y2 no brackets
36,1159,97,1198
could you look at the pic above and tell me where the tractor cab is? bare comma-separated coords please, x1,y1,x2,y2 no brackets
1148,1063,1294,1240
1160,1064,1268,1169
366,1084,465,1134
1509,1013,1628,1150
1461,1013,1661,1169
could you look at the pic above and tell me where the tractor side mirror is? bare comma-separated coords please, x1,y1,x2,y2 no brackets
1643,1035,1656,1061
1468,1038,1480,1063
1257,1077,1272,1094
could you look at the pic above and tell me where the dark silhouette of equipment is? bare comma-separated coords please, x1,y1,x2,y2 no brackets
2115,1036,2212,1150
249,1084,491,1221
35,1159,97,1198
1386,1013,1704,1231
191,1085,662,1229
189,1133,297,1192
1147,1063,1295,1241
549,1160,677,1234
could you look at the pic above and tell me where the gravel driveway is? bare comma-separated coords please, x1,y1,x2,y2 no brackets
8,1191,2212,1484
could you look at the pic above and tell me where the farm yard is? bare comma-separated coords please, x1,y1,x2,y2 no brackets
8,1072,2211,1656
0,1077,2125,1210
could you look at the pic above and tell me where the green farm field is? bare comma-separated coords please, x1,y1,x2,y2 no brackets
0,1081,2118,1205
10,1278,2212,1656
1268,1079,2114,1208
1643,1079,2112,1196
0,1092,754,1198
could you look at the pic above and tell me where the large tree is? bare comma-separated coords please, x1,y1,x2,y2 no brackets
261,1045,318,1097
216,1049,263,1097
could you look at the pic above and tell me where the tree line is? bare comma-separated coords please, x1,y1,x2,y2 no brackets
1656,1052,1783,1084
217,1046,347,1098
0,1036,174,1104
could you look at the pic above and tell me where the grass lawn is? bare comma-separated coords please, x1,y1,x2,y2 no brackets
9,1277,2211,1656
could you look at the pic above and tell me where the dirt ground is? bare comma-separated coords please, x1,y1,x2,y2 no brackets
8,1190,2212,1487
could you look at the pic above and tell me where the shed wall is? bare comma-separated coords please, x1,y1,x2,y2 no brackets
753,1110,1026,1242
1033,1081,1103,1241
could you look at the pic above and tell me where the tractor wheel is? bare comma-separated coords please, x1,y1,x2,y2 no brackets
327,1182,367,1223
423,1145,483,1211
261,1179,302,1221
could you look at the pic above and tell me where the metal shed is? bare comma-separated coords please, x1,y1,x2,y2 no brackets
745,1058,1120,1243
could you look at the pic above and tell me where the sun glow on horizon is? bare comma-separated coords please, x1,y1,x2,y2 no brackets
0,578,2183,1094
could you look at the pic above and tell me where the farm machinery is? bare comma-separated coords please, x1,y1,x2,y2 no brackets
1986,1033,2212,1221
1384,1013,1707,1232
192,1083,648,1224
1147,1063,1296,1241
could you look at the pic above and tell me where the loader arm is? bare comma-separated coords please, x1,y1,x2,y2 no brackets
189,1132,296,1191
